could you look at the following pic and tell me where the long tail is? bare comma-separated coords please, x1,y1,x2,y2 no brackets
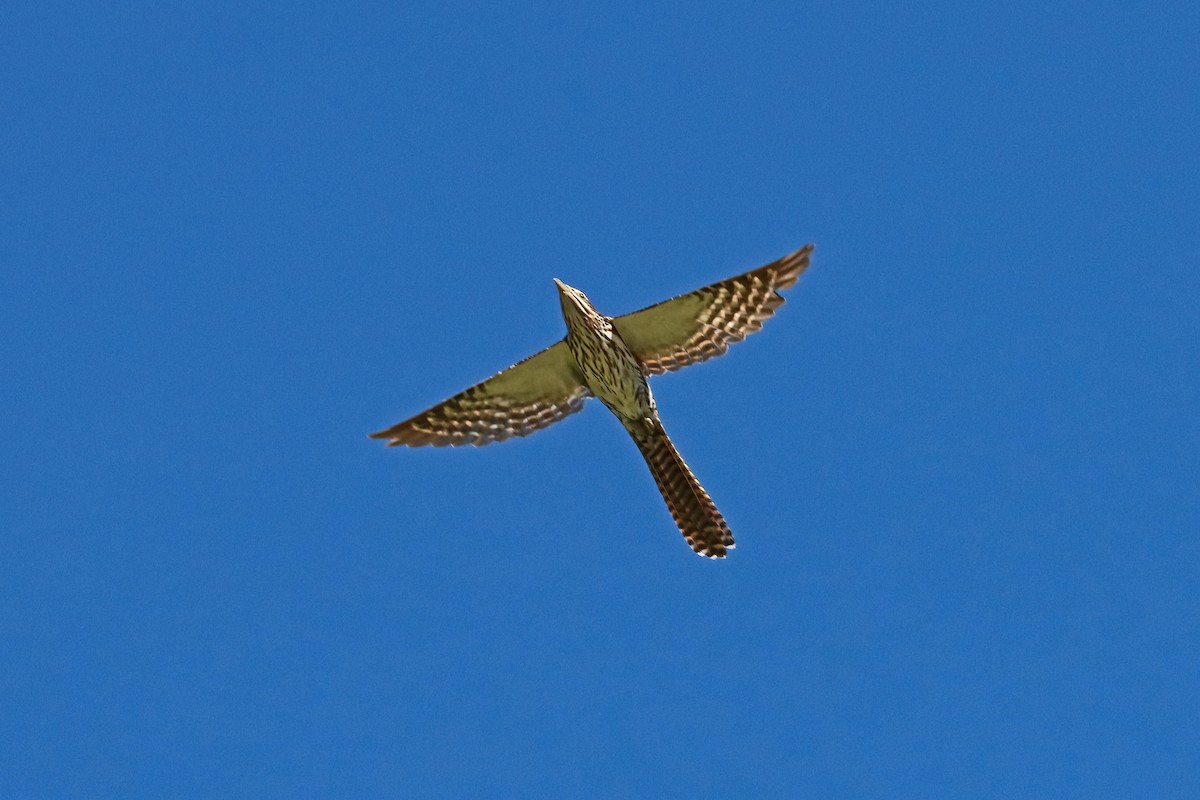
631,421,734,558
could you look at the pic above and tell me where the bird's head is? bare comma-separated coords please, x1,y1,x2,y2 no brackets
553,278,597,321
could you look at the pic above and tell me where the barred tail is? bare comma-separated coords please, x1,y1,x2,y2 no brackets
632,422,734,559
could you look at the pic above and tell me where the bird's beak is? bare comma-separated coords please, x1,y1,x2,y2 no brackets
554,278,583,312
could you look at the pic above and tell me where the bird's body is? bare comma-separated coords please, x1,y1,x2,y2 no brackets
554,277,735,556
555,280,653,426
372,244,814,558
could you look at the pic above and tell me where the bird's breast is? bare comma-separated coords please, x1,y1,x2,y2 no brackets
566,326,654,423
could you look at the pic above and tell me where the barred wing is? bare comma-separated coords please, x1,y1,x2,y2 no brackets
370,340,591,447
613,244,813,375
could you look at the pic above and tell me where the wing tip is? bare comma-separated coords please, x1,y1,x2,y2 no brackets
369,422,431,447
368,429,395,445
771,242,815,289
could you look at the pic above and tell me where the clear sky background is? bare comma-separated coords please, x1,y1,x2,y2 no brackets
3,2,1197,797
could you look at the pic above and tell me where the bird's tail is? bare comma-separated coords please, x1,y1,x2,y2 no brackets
631,421,734,558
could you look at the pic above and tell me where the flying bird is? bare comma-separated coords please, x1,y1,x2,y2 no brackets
371,244,814,558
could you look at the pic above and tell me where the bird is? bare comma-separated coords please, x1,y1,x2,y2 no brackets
371,243,814,558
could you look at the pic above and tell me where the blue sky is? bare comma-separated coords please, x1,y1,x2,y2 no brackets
3,2,1197,797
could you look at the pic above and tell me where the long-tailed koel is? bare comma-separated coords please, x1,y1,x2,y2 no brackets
372,244,814,558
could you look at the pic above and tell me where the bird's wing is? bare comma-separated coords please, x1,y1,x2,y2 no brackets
370,340,592,447
612,244,813,375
